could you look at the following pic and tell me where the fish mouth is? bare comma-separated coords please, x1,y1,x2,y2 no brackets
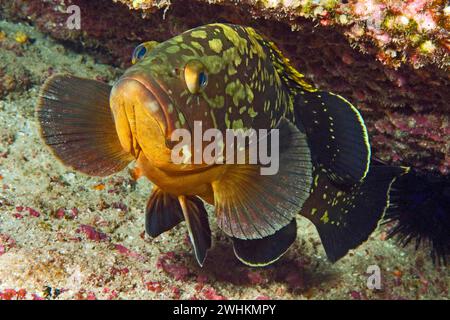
110,72,215,174
115,74,176,138
110,72,179,157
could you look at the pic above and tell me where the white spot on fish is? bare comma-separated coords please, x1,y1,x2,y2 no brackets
148,100,159,112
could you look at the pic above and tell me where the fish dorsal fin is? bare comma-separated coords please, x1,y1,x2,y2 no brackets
295,90,371,185
231,218,297,267
145,187,184,237
37,75,133,176
266,40,317,93
212,118,312,240
178,196,212,267
266,40,371,185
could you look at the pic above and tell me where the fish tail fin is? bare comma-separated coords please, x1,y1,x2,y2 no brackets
37,75,133,176
300,165,408,262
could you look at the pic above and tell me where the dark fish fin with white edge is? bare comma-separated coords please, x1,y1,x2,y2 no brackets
294,90,371,186
179,196,212,267
232,218,297,267
212,118,313,240
37,75,133,176
300,165,408,262
145,188,184,238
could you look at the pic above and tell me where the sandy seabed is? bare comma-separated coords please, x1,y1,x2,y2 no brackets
0,20,448,300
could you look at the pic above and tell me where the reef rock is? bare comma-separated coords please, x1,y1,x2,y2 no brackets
1,0,449,173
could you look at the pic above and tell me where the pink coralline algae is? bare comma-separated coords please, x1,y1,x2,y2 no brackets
201,287,227,300
350,290,363,300
156,252,190,281
78,224,109,242
15,206,41,218
146,281,163,293
246,271,266,285
371,112,450,173
171,286,181,299
0,289,27,300
55,208,65,219
27,207,41,218
113,244,145,261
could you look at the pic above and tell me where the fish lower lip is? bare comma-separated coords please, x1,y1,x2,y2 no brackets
160,164,218,176
110,78,167,156
119,76,174,139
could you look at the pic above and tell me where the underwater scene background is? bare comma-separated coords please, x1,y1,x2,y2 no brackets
0,0,448,300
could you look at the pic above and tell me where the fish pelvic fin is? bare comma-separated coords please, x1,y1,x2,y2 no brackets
37,75,133,176
179,195,212,267
232,218,297,267
294,90,371,186
212,118,313,240
300,165,408,262
145,187,184,238
146,189,211,266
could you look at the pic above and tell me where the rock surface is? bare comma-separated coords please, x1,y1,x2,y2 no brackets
1,0,449,173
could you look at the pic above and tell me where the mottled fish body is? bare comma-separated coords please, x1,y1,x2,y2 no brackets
37,24,407,267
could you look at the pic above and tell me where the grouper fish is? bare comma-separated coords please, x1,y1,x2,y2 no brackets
37,23,407,267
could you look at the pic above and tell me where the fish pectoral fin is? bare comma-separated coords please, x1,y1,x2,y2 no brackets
37,75,133,176
178,195,212,267
300,165,408,262
294,90,371,186
212,118,313,240
145,187,184,237
232,218,297,267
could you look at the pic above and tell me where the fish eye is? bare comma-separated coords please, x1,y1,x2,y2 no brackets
170,68,180,77
198,71,208,88
184,60,208,94
132,44,147,64
131,41,160,64
136,46,147,59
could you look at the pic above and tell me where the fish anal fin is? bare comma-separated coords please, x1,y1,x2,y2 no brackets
212,118,313,240
232,218,297,267
295,91,371,185
145,187,184,238
179,195,212,267
37,75,133,176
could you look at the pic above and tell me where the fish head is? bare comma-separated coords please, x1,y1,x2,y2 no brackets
110,34,229,172
110,24,287,174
